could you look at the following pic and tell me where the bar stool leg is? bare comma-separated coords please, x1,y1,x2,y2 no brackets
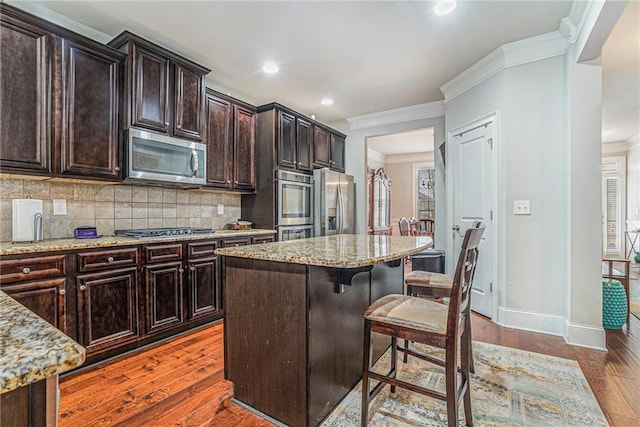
361,321,372,427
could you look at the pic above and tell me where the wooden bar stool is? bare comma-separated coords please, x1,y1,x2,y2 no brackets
361,225,484,427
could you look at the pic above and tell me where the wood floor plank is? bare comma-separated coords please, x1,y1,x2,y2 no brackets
59,315,640,426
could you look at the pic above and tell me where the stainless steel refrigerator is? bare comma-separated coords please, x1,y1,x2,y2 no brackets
313,168,355,236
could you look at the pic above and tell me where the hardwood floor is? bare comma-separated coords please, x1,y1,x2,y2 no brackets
59,315,640,426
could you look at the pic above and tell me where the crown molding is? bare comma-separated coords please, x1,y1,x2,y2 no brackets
346,101,444,131
440,31,568,102
384,152,433,165
367,148,386,164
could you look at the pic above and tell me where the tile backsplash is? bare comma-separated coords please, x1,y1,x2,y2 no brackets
0,178,243,242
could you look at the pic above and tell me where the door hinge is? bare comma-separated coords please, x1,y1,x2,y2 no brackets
488,138,493,149
490,211,493,221
490,282,493,292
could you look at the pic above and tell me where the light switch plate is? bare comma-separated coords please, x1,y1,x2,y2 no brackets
217,204,224,215
513,200,530,215
53,199,67,216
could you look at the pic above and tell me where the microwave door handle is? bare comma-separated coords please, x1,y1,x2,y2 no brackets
191,150,199,177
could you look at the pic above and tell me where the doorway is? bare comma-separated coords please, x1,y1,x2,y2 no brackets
448,116,498,319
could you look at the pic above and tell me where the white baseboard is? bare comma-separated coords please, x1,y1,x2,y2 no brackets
496,306,607,351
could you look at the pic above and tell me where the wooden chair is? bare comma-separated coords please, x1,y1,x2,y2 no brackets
404,221,483,373
361,225,485,427
398,217,409,236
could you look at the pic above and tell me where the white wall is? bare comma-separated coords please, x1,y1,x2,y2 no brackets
330,116,447,248
625,138,640,229
444,51,605,348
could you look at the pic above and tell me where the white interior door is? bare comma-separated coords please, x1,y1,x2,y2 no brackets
450,122,495,318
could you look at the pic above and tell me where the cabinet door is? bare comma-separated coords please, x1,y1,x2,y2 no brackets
2,278,66,330
313,126,331,168
145,261,184,334
0,17,52,175
186,256,220,321
131,45,170,133
174,63,205,141
330,134,345,172
296,119,312,172
204,94,233,189
233,105,256,191
77,268,139,354
58,38,121,180
278,111,296,169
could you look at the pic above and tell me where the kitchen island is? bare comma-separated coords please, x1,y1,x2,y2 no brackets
215,234,431,427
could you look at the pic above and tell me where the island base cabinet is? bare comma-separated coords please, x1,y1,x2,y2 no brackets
0,376,57,427
76,268,139,356
224,257,403,427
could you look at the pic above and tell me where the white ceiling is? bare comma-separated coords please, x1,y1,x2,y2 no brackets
367,128,434,156
14,0,637,145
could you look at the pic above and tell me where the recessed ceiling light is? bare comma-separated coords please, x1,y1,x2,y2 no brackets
262,62,279,74
321,98,334,105
434,0,456,16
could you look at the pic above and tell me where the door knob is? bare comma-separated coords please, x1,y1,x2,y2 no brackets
452,225,464,237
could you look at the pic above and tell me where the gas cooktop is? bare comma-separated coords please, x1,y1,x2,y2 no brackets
114,227,213,239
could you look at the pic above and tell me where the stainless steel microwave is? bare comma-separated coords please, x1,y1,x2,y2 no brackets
123,128,206,187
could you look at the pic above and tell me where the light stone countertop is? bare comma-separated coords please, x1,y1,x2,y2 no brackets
214,234,432,268
0,291,85,394
0,229,276,256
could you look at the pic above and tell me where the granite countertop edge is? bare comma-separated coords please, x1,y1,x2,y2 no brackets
0,291,86,394
214,235,432,268
0,229,276,256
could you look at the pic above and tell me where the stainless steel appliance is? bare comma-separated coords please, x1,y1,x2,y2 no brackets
114,227,213,238
12,198,43,242
124,128,206,187
278,224,314,241
276,170,314,236
314,168,355,236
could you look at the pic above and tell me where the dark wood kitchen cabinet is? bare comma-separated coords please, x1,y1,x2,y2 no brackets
56,37,124,180
0,6,53,176
1,4,124,181
143,243,184,335
185,240,221,321
76,247,140,356
204,90,256,192
277,110,312,172
0,253,67,331
313,127,345,172
109,31,210,141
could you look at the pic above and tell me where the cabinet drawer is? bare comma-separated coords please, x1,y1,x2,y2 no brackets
0,255,66,283
252,235,275,244
187,240,218,258
221,237,252,248
145,244,183,263
78,248,138,272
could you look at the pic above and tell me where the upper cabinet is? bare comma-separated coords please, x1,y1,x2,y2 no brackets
0,4,125,182
204,90,256,192
313,127,345,172
108,31,210,141
276,111,312,172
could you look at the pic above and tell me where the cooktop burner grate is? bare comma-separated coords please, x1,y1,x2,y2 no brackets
114,227,213,238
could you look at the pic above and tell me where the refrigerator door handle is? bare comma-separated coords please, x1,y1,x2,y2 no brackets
337,184,343,234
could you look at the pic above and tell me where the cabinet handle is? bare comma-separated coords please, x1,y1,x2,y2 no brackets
235,180,238,184
59,289,66,295
107,257,114,263
227,180,231,184
22,267,31,274
164,121,170,126
190,266,196,272
298,162,302,166
177,124,182,129
178,268,184,273
114,166,120,172
79,285,86,291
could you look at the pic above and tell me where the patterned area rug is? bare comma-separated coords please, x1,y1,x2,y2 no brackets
321,341,607,426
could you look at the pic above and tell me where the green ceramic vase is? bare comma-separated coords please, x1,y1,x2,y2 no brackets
634,252,640,263
602,280,627,329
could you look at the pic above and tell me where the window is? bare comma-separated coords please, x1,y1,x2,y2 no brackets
417,167,435,220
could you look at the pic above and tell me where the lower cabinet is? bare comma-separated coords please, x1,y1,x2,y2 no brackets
144,261,184,335
187,256,220,321
2,278,66,331
76,267,139,354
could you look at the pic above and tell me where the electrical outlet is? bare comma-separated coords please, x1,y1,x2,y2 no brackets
513,200,530,215
53,199,67,216
218,204,224,215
